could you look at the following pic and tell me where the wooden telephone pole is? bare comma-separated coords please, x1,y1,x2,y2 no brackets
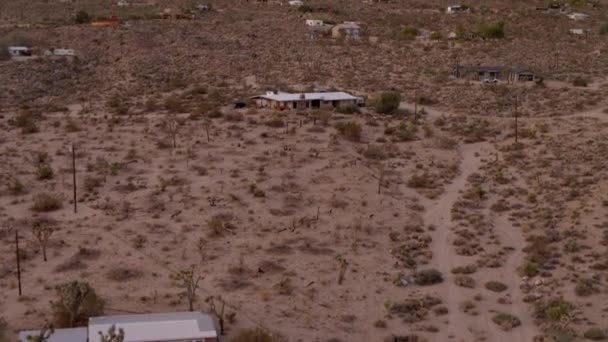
15,228,22,296
72,143,77,213
514,94,519,144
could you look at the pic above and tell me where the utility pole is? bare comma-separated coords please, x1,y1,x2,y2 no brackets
514,94,519,144
413,89,418,123
15,228,22,296
72,143,77,213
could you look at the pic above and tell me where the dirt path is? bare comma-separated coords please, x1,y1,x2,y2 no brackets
423,142,484,341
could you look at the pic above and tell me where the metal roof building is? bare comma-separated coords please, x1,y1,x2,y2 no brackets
251,91,364,110
89,312,218,342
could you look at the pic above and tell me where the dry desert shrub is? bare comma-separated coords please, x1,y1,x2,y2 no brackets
484,281,508,293
413,269,443,286
230,328,286,342
492,313,521,331
106,267,144,282
31,193,63,212
335,121,362,142
454,275,475,288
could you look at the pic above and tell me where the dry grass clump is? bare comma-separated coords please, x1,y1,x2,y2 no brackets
106,267,144,282
484,281,508,293
31,193,63,212
492,313,521,331
387,295,442,323
454,275,475,288
230,328,285,342
413,269,443,286
335,121,362,142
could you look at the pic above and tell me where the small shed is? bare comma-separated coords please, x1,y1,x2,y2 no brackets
569,28,585,35
288,0,303,6
19,328,88,342
88,312,218,342
332,22,361,40
446,5,469,14
510,67,537,82
8,46,32,57
306,19,324,26
567,12,589,20
44,48,75,56
452,64,506,81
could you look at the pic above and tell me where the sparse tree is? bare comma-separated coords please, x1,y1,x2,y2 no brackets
336,255,348,285
32,219,54,262
26,322,54,342
162,113,179,149
207,296,226,335
171,265,202,311
98,324,124,342
51,281,104,328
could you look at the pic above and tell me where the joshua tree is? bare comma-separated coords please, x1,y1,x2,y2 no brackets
32,219,54,262
52,281,104,327
171,265,202,311
207,296,226,335
26,322,54,342
98,324,124,342
162,113,179,148
336,255,349,285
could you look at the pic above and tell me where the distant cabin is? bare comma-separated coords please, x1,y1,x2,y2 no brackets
446,5,469,14
8,46,32,57
306,19,324,26
452,65,539,83
252,91,364,110
332,22,361,40
44,48,75,57
289,0,303,6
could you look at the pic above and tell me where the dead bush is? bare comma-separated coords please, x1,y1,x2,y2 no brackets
106,267,144,282
31,193,63,212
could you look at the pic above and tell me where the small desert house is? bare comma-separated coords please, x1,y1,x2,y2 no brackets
567,12,589,20
289,0,303,6
452,65,506,82
332,22,361,39
569,28,585,35
8,46,32,57
306,19,324,26
252,91,364,110
509,67,538,82
44,48,76,57
446,5,470,14
19,312,218,342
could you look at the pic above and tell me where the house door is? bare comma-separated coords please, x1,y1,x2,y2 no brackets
311,100,320,108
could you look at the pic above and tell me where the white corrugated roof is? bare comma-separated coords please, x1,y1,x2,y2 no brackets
88,312,217,342
253,91,361,102
19,327,88,342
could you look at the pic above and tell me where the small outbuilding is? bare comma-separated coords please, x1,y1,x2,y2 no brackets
8,46,32,57
332,22,361,40
446,5,470,14
44,48,76,57
452,64,506,82
252,91,364,110
289,0,303,6
509,67,538,82
306,19,324,26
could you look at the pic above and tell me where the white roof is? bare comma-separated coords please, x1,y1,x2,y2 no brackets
253,91,361,102
19,327,87,342
8,46,30,50
88,312,217,342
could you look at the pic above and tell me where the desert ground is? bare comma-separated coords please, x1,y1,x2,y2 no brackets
1,0,608,341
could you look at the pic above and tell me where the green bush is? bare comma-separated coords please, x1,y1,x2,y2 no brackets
583,328,606,340
373,91,401,114
413,269,443,286
36,163,54,180
601,23,608,35
31,193,63,212
265,116,284,128
407,173,434,188
575,278,597,297
400,26,419,39
477,21,505,39
6,177,25,195
52,281,104,327
335,121,362,142
573,77,589,87
298,5,314,13
485,281,508,292
492,313,521,331
534,298,574,322
430,31,443,40
74,10,91,24
9,110,40,134
0,45,9,61
336,104,360,114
